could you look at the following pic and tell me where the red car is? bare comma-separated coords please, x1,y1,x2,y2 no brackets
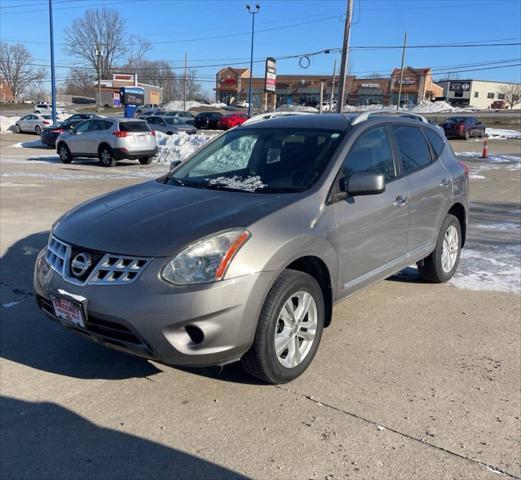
217,113,249,130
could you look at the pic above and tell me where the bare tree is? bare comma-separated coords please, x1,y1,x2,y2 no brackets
499,83,521,109
61,68,96,97
126,36,152,67
64,8,126,79
0,42,46,100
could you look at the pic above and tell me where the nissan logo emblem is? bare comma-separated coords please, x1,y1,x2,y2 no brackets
71,253,92,277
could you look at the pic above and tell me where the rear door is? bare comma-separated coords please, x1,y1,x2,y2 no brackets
391,124,452,257
333,126,410,293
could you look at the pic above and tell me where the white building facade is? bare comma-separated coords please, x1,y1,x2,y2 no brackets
438,79,521,110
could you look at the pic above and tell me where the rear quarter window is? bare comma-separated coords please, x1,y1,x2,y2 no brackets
424,128,445,158
392,125,433,175
119,121,150,132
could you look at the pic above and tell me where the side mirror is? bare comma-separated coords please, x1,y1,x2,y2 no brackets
347,171,386,196
170,160,181,171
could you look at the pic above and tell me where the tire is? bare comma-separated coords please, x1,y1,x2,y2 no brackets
241,270,324,384
464,130,470,140
35,126,41,135
99,145,116,167
138,156,153,165
15,124,21,134
58,143,72,164
417,214,462,283
479,129,485,138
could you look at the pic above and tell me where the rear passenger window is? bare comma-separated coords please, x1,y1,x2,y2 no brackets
392,125,432,174
342,127,396,181
90,120,112,131
424,128,445,158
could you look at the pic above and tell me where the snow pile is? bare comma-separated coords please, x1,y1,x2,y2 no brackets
0,116,18,133
412,101,456,113
162,100,226,111
485,128,521,139
276,104,318,113
342,104,388,112
12,139,48,148
154,131,216,164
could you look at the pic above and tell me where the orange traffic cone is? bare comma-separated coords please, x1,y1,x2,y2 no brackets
481,138,488,159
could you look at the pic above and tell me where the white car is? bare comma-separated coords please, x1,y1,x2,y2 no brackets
236,101,250,108
14,114,53,135
34,103,65,115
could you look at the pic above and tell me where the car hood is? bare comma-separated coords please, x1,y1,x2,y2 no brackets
53,180,296,257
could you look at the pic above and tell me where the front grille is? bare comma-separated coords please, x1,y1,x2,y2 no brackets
45,235,151,286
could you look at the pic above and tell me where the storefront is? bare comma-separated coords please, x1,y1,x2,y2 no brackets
390,67,443,108
347,79,390,106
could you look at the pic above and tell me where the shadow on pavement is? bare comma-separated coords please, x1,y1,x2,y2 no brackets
0,396,248,480
0,232,161,380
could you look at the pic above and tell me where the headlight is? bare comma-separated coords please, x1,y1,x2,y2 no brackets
161,229,251,285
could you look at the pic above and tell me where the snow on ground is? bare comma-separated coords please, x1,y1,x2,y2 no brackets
412,101,456,113
154,131,217,164
13,139,48,148
457,151,521,165
485,128,521,139
162,100,226,111
0,116,18,133
276,104,319,113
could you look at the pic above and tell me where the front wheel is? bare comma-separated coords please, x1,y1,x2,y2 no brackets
464,130,470,140
138,156,153,165
241,270,324,384
58,143,72,163
15,124,21,133
99,146,116,167
35,126,41,135
417,214,462,283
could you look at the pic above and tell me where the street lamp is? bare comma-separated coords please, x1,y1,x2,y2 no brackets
246,4,260,117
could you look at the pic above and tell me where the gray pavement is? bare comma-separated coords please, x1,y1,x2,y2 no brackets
0,132,520,480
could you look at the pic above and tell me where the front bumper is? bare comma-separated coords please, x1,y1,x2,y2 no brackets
34,250,276,367
112,147,158,160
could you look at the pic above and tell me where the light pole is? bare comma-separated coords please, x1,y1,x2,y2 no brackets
96,47,101,112
246,4,259,117
48,0,57,124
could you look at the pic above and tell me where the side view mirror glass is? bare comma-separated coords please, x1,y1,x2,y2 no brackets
347,171,386,196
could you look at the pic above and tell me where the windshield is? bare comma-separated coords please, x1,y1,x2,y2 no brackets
163,127,344,193
447,117,466,123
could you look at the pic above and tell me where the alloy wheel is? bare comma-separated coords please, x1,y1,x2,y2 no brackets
274,291,318,369
441,225,459,273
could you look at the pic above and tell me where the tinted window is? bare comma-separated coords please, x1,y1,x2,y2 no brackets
75,120,91,133
90,120,112,131
424,128,445,158
119,121,150,132
342,127,396,181
392,125,432,174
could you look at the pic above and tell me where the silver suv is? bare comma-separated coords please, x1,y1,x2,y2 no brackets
35,112,469,384
56,118,158,167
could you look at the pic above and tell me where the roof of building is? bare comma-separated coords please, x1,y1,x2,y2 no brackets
391,67,432,75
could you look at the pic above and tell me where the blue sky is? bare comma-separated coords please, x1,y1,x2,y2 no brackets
1,0,520,95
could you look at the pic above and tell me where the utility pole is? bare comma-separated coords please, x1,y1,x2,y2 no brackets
336,0,354,113
319,81,324,114
246,4,260,117
329,58,337,112
96,47,101,112
397,32,408,110
48,0,57,124
183,52,188,111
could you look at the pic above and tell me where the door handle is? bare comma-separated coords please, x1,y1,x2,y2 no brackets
393,195,408,207
440,178,451,188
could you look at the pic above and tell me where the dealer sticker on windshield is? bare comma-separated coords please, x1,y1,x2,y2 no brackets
51,296,85,328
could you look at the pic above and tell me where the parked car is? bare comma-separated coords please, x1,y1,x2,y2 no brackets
14,114,53,135
55,118,157,167
217,113,249,130
439,116,485,140
136,103,160,115
194,111,223,129
65,113,100,122
163,110,196,125
491,100,506,110
145,115,197,135
136,107,163,118
41,119,85,147
35,112,468,384
235,101,250,108
34,103,65,115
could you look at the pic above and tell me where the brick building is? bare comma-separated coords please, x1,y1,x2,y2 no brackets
0,78,14,102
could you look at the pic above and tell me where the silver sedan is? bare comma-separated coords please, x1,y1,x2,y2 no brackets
143,115,197,135
14,114,53,135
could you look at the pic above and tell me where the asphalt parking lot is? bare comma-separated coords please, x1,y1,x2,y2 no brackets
0,132,520,480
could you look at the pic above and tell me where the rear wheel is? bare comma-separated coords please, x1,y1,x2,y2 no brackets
464,130,470,140
241,270,324,384
99,145,116,167
58,143,72,164
35,126,41,135
417,214,462,283
138,156,153,165
15,124,21,134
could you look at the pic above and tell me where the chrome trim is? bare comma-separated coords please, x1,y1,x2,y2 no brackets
45,235,151,286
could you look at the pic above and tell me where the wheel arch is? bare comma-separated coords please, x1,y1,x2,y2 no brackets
98,142,112,155
448,202,466,247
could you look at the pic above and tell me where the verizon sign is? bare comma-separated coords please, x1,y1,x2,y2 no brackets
265,57,276,92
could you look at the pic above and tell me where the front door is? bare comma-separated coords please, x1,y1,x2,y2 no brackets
66,120,92,155
391,124,452,255
333,126,410,295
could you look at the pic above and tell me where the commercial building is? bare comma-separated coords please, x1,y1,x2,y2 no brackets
0,78,14,102
215,66,443,109
98,73,163,107
437,79,521,109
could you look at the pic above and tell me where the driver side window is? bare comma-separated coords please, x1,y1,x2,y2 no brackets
75,120,91,133
341,127,396,181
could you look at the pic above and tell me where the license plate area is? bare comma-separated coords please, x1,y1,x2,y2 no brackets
51,295,86,328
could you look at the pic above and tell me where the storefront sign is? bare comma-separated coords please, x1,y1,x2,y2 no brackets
449,81,471,92
360,83,380,88
265,57,277,92
396,78,416,86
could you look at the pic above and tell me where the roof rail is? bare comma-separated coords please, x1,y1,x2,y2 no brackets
350,109,429,126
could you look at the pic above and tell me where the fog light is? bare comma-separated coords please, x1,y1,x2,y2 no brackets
185,325,204,344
